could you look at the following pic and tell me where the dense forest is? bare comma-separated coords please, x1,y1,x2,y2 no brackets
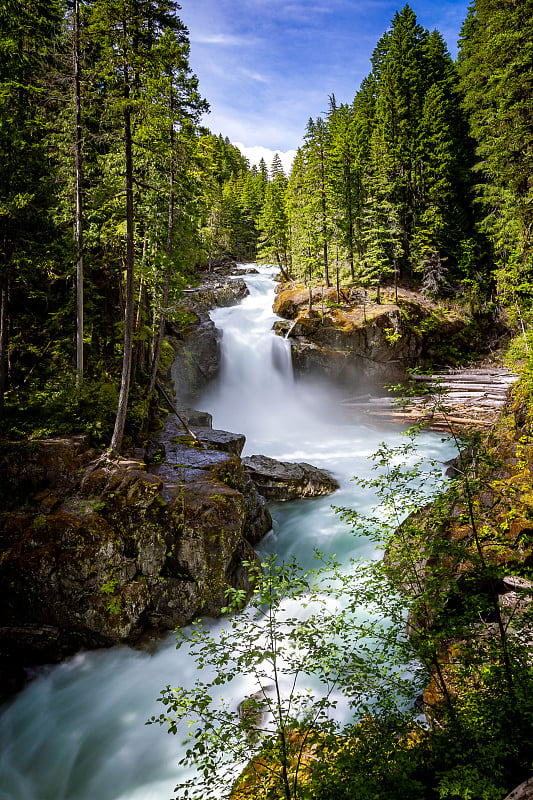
2,2,533,799
1,0,532,452
0,0,260,449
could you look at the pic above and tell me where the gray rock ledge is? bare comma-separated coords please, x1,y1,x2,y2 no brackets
242,454,339,501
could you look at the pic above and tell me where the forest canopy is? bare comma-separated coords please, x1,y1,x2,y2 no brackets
0,0,531,448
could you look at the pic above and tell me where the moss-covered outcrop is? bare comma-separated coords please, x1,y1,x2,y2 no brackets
273,284,503,390
0,421,271,697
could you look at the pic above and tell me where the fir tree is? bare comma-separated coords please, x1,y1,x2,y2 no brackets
458,0,533,302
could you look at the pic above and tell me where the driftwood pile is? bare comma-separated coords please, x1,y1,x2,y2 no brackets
341,367,518,432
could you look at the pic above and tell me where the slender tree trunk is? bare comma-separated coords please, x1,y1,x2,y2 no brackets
307,230,313,313
346,163,355,281
0,273,8,414
74,0,84,385
275,252,290,283
319,152,329,287
110,34,134,454
148,85,175,400
336,227,340,303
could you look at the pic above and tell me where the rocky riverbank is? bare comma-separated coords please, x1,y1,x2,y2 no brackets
273,282,506,391
0,431,257,697
384,379,533,713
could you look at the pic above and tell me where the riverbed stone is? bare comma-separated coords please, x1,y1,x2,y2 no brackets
242,454,339,501
171,426,246,456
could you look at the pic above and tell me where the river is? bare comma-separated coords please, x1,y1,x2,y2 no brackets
0,265,456,800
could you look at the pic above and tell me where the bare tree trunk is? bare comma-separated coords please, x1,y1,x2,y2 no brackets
346,175,355,281
335,224,340,303
307,231,313,313
110,34,134,454
275,252,290,283
147,85,174,400
0,274,8,414
74,0,84,385
147,220,172,400
318,138,330,288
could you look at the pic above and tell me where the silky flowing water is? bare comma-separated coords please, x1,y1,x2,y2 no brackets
0,265,456,799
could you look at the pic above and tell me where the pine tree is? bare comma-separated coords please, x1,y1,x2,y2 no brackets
370,4,429,276
458,0,533,300
142,24,207,399
88,0,195,453
302,116,332,286
327,101,362,281
257,165,290,278
0,0,64,412
287,148,317,285
270,153,285,181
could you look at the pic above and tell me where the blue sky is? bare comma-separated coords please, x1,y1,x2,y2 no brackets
181,0,470,172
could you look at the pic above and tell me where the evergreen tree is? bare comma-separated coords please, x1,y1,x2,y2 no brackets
300,116,332,286
287,148,317,285
257,164,290,278
327,101,360,281
270,152,285,181
370,5,429,276
0,0,64,412
458,0,533,309
87,0,198,452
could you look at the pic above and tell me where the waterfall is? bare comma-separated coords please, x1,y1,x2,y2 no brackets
0,264,456,800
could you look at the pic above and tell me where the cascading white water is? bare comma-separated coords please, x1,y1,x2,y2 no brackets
0,264,456,800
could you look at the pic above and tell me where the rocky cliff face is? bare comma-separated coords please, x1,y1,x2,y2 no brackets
0,422,272,697
273,284,497,391
168,270,249,402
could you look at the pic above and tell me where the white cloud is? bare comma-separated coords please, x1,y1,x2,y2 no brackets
240,69,270,84
190,32,258,47
234,143,297,176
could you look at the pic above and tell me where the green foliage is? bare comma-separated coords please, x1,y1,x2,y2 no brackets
149,553,350,799
0,0,270,444
458,0,533,272
0,374,120,442
101,575,118,596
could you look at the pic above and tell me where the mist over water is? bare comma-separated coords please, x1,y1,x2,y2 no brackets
0,265,456,800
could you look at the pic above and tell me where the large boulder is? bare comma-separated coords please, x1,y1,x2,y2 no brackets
504,780,533,800
169,317,221,402
272,284,484,391
156,417,272,544
0,422,272,695
242,454,339,501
